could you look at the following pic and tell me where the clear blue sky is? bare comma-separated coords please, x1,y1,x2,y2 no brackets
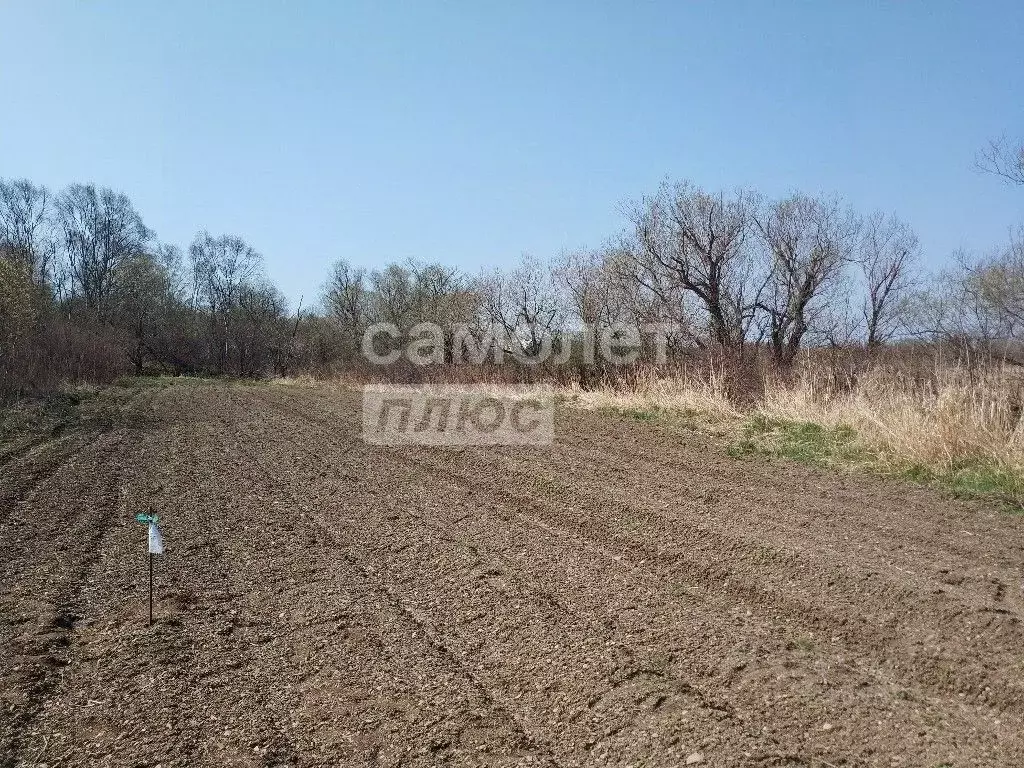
1,1,1022,307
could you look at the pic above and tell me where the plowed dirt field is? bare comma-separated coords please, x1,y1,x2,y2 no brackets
2,381,1022,767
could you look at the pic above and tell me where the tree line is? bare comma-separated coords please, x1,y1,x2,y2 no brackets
321,177,1024,375
0,179,298,394
1,146,1022,396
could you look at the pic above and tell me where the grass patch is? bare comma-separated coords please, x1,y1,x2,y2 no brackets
597,403,707,429
0,387,99,438
727,414,1024,511
900,462,1024,511
0,388,99,458
617,406,659,422
0,379,165,456
786,633,816,652
734,414,870,469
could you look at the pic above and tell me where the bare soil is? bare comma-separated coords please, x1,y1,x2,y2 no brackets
1,381,1022,767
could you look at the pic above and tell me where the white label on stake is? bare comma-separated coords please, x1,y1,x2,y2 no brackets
148,523,164,555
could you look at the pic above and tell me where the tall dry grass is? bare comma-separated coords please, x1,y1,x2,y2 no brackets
520,360,1024,480
558,365,742,422
759,364,1024,475
555,358,1024,477
298,352,1024,489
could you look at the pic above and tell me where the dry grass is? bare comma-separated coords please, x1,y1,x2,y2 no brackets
547,362,1024,483
270,373,321,388
286,359,1024,506
556,368,742,423
759,366,1024,476
590,363,1024,505
307,378,560,403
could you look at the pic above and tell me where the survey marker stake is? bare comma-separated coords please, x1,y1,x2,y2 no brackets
135,512,164,626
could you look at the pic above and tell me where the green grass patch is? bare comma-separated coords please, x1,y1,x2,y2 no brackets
597,404,706,429
0,388,99,458
732,414,870,469
730,414,1024,512
620,406,658,422
0,378,165,454
591,401,1024,512
900,462,1024,512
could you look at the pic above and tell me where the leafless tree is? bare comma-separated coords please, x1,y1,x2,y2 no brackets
413,262,480,362
365,260,476,330
552,247,625,327
344,260,479,364
901,236,1024,365
323,259,368,350
604,237,696,352
0,178,56,286
57,184,151,316
237,281,289,375
189,232,263,372
625,181,766,356
190,232,261,310
111,245,190,373
858,212,920,348
369,262,417,329
411,262,478,329
977,136,1024,186
754,194,860,366
952,230,1024,346
478,254,565,358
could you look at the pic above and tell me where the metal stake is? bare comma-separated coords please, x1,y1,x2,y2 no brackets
149,551,154,626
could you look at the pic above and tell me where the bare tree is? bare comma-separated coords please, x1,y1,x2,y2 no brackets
955,230,1024,345
411,262,478,328
858,212,920,348
237,281,288,376
553,247,624,327
0,178,56,286
189,232,263,372
112,245,189,373
346,260,478,364
977,136,1024,186
412,262,480,361
901,235,1024,365
479,254,565,359
369,262,417,329
190,232,261,309
754,194,860,366
322,259,368,354
625,181,765,356
604,236,697,352
57,184,151,316
365,260,476,327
